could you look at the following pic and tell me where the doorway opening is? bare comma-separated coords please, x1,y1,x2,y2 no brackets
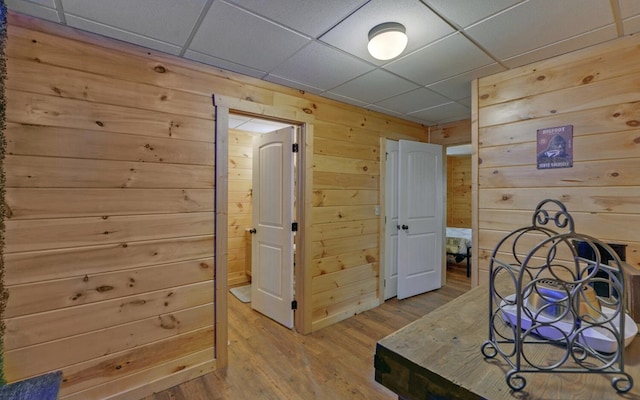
381,138,445,301
227,112,302,329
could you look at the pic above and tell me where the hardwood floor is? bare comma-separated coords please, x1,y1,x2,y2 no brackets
144,265,471,400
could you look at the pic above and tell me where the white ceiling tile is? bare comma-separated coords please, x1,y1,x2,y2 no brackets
446,144,472,155
366,104,406,118
17,0,55,6
7,0,61,22
229,114,252,129
427,63,506,100
65,15,183,55
60,0,208,45
457,97,472,107
236,120,291,133
321,92,369,108
422,0,523,28
320,0,454,65
188,1,310,72
436,115,470,124
184,49,266,79
404,114,435,125
328,69,419,104
619,0,640,18
623,15,640,35
264,75,323,94
224,0,367,37
374,88,449,114
501,24,617,68
408,102,469,124
385,33,495,86
268,42,374,91
466,0,614,60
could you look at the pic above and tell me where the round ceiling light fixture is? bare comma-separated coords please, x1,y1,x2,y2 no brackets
367,22,408,61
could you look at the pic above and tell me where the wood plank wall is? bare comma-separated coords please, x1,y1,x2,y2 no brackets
4,12,429,397
4,14,217,400
475,34,640,285
228,129,253,286
446,156,471,228
429,119,471,147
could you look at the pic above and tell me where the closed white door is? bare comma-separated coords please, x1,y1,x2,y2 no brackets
384,140,399,300
251,127,294,328
397,140,444,300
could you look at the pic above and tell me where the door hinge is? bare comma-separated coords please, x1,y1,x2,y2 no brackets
385,152,388,161
292,143,299,153
292,222,298,232
291,300,298,310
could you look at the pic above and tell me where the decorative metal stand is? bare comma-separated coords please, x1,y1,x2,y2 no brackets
481,199,634,393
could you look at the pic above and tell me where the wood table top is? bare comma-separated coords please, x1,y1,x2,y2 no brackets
375,277,640,400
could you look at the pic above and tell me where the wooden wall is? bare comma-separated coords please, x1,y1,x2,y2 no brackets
3,11,428,397
4,15,217,400
474,33,640,285
228,129,253,286
446,156,471,228
429,119,471,146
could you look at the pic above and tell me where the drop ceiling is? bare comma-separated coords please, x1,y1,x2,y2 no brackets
8,0,640,127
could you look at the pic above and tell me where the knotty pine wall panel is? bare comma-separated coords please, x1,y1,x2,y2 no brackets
446,156,471,228
475,33,640,285
6,11,428,397
5,13,216,400
227,129,253,285
429,119,471,146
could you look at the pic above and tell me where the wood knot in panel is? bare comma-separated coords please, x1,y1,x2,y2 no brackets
582,75,594,84
154,65,167,73
536,75,546,81
480,94,490,100
626,120,639,127
96,285,114,293
159,315,179,329
303,108,313,114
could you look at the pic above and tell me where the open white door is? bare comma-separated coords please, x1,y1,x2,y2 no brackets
251,127,295,328
397,140,444,300
384,140,399,300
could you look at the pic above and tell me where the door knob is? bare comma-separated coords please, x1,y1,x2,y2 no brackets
402,225,409,230
249,228,257,234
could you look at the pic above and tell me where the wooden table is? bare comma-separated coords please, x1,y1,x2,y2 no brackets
375,279,640,400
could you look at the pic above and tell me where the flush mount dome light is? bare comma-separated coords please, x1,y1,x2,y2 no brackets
367,22,408,60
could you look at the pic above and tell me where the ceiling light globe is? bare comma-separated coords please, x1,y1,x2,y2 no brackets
367,22,408,61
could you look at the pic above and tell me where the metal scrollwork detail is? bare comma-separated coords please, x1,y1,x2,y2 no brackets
481,199,633,393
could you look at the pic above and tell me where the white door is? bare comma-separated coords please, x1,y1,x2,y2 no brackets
251,127,294,328
384,140,399,300
397,140,444,300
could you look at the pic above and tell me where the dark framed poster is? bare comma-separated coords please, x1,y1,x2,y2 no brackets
536,125,573,169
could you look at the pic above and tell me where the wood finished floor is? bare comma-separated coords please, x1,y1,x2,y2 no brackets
144,264,471,400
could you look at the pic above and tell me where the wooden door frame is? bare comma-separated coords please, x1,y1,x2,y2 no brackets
213,95,314,367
